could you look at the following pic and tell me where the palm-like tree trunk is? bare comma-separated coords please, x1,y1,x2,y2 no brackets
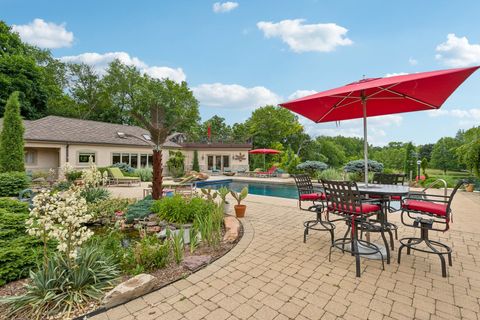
152,148,163,199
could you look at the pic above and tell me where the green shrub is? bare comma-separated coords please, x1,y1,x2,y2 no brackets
192,150,200,172
0,236,45,286
194,204,223,248
317,168,343,181
0,197,29,214
65,170,82,182
0,209,28,240
0,245,120,319
80,187,110,204
125,198,154,222
135,168,153,181
112,162,135,173
131,235,170,272
296,161,328,177
88,198,135,221
344,159,384,173
52,180,72,191
167,150,185,178
152,195,215,224
0,171,29,197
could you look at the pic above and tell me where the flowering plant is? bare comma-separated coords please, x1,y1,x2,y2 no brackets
81,157,105,188
60,162,74,177
26,187,93,263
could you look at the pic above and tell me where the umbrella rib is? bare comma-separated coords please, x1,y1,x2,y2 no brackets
317,91,357,122
379,87,438,109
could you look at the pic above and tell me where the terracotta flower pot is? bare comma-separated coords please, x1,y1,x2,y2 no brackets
234,204,247,218
466,184,475,192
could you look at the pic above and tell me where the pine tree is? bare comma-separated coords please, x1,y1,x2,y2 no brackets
0,92,25,172
192,150,200,172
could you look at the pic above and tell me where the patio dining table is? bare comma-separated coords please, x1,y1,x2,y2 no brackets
356,183,410,261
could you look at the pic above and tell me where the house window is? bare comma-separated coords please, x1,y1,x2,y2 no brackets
140,154,153,168
24,150,37,165
112,152,140,167
78,152,95,164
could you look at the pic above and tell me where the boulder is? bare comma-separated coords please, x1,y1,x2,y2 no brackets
223,216,240,243
102,274,156,309
183,255,211,271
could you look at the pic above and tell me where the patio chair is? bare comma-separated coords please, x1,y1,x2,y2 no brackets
107,167,141,186
292,174,333,243
256,166,277,178
398,180,464,277
321,179,385,277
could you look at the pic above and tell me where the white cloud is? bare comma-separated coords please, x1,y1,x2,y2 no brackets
213,2,239,13
435,34,480,67
257,19,353,53
60,51,186,82
427,108,480,128
408,57,418,65
301,114,403,146
192,83,281,109
384,72,409,78
288,90,317,100
12,18,74,49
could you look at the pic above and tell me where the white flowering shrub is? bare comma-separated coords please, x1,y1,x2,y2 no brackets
26,187,93,261
81,157,105,188
60,162,74,177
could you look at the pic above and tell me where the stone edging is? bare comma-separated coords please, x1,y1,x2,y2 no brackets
76,216,253,320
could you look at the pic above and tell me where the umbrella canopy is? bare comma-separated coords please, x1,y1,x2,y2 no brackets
249,149,281,171
249,149,281,154
280,66,479,185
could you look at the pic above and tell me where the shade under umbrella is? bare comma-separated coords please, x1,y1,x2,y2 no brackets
249,149,281,170
280,66,479,185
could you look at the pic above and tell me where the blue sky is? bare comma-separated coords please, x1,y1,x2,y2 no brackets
2,0,480,145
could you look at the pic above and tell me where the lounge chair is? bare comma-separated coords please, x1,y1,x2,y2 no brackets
108,167,141,186
256,166,277,178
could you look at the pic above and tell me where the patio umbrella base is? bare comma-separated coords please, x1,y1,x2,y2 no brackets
357,242,388,260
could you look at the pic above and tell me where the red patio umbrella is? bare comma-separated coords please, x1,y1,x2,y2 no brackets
280,66,479,186
249,149,281,170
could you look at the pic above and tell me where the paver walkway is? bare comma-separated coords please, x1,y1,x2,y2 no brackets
92,191,480,320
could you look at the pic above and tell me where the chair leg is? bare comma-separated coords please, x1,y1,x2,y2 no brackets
425,239,447,277
380,229,390,264
387,229,395,251
353,225,361,277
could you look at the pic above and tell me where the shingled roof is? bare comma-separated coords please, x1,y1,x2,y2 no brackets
0,116,181,148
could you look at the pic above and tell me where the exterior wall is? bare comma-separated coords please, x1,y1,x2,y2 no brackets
24,145,60,174
24,141,250,176
183,148,250,172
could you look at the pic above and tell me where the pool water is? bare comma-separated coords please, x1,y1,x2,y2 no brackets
196,179,299,199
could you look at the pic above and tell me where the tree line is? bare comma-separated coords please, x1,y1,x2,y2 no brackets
1,20,479,177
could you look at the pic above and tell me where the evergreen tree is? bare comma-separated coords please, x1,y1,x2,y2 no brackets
0,92,25,172
403,142,416,178
192,150,200,172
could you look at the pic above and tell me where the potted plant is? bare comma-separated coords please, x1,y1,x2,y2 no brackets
217,186,231,214
230,187,248,218
464,178,476,192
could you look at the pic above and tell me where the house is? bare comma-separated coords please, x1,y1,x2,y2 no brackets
0,116,251,175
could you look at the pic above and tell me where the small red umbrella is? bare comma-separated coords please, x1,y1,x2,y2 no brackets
249,149,281,170
280,66,479,185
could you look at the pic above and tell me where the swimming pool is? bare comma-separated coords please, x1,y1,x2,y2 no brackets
196,179,299,199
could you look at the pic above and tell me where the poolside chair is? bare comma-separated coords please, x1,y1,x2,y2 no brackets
293,174,333,244
107,167,141,186
321,179,385,277
398,180,463,277
256,166,277,178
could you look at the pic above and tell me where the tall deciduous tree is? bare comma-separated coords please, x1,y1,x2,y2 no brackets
455,126,480,177
403,142,416,177
0,91,25,172
430,137,461,174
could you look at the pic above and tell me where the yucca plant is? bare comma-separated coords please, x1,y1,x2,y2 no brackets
0,245,120,319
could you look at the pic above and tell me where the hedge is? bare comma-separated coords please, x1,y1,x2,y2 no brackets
0,171,29,196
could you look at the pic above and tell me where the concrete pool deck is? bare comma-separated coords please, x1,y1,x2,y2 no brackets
95,184,480,320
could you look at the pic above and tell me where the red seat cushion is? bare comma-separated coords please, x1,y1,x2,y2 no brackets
300,193,326,201
328,202,381,214
402,200,448,217
369,195,401,200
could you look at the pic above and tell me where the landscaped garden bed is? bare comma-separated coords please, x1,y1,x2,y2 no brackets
0,160,243,320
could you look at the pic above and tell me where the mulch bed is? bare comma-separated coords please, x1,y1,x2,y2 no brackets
0,221,244,320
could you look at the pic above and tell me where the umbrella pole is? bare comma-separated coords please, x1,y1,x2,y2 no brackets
362,99,369,187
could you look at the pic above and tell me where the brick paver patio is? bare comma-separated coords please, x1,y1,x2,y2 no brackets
91,190,480,320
